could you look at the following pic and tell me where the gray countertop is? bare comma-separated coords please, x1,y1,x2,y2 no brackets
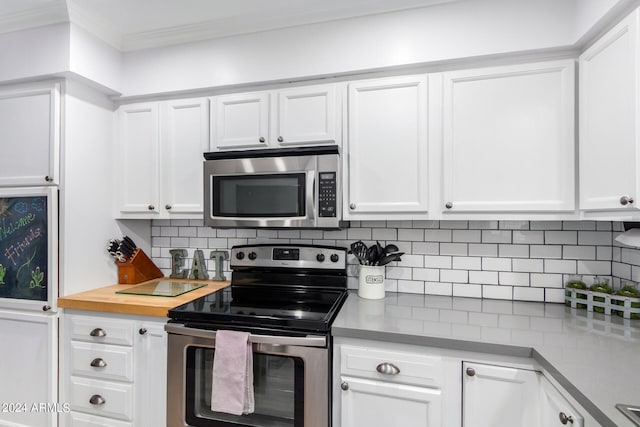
332,291,640,427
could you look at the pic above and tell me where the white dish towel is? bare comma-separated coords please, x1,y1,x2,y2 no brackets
210,330,255,415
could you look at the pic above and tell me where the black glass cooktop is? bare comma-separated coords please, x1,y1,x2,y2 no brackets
168,285,348,333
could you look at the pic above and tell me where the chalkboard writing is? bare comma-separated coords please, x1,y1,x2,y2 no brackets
0,196,47,301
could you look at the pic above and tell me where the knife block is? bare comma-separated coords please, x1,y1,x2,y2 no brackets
116,249,164,284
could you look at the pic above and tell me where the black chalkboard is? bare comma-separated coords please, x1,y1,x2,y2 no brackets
0,196,48,301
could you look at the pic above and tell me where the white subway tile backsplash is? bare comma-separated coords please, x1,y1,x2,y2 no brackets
530,245,562,259
544,231,577,245
544,259,576,274
512,231,544,244
440,269,469,283
498,244,529,258
513,287,544,302
482,257,512,272
440,243,468,256
151,220,635,304
512,259,543,273
482,230,512,244
425,229,452,242
563,246,596,260
499,272,530,286
453,230,482,243
469,270,499,285
453,256,482,271
469,244,498,257
577,260,611,275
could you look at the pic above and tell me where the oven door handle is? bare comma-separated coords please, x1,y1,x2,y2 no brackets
165,323,327,347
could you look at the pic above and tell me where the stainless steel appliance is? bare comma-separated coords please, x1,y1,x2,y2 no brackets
166,244,348,427
203,146,344,229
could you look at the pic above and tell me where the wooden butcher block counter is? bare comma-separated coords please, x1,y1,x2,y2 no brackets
58,278,230,317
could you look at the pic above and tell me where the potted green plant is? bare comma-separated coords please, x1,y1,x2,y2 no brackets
590,276,612,313
565,275,587,308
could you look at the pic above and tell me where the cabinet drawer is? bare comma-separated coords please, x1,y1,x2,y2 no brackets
69,376,134,421
70,341,134,382
340,345,443,388
67,314,134,346
63,411,132,427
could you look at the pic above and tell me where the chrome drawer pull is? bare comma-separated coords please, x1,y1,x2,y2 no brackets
376,362,400,375
90,358,107,368
559,412,574,424
89,395,106,405
90,328,106,337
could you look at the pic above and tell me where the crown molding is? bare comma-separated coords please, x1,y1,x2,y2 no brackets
66,1,123,50
0,1,68,35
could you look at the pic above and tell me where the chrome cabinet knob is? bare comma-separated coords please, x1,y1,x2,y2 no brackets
376,362,400,375
349,203,356,210
445,202,453,209
89,395,106,405
139,328,147,335
340,382,349,391
620,196,634,206
466,367,476,377
165,204,172,210
259,137,266,143
90,328,106,337
148,205,155,211
45,176,53,182
42,305,51,312
559,412,574,424
90,358,107,368
277,136,284,142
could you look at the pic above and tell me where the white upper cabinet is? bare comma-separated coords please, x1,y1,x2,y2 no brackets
211,83,339,150
116,98,209,218
440,60,575,214
346,75,429,220
579,9,640,213
0,82,60,187
212,92,269,149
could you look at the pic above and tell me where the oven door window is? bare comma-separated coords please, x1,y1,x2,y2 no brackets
213,174,306,217
186,347,304,427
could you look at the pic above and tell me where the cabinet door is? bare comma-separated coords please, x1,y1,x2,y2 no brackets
441,60,575,213
539,376,584,427
162,98,209,216
340,376,441,427
212,92,269,149
0,83,60,187
579,9,640,211
346,75,429,219
0,311,57,427
274,84,337,146
117,103,160,216
462,362,540,427
134,320,167,427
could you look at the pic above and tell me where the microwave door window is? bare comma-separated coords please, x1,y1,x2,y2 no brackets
214,174,306,217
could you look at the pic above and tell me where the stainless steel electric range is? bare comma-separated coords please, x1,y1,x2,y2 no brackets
166,244,348,427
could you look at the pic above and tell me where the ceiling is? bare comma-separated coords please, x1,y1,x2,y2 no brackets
0,0,460,51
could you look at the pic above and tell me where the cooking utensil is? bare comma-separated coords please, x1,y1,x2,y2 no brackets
383,243,399,254
366,245,379,266
378,252,405,266
350,241,369,265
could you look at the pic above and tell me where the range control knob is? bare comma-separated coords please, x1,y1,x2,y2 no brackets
248,252,257,260
330,254,339,263
235,251,245,260
316,253,326,262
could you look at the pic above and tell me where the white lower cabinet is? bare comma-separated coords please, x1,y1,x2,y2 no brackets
60,311,167,427
334,339,594,427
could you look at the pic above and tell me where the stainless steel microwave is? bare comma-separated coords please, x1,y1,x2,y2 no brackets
203,146,344,229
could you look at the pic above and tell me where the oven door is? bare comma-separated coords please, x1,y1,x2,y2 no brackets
166,323,329,427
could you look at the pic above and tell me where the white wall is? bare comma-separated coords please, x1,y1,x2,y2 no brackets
69,24,124,94
60,79,120,295
121,0,579,96
0,23,69,83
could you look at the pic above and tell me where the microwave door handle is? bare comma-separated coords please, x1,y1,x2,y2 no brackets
306,170,316,219
165,323,327,347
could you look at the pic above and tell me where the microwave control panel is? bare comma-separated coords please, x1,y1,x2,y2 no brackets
318,172,337,217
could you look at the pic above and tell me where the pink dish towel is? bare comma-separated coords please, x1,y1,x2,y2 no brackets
211,330,255,415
